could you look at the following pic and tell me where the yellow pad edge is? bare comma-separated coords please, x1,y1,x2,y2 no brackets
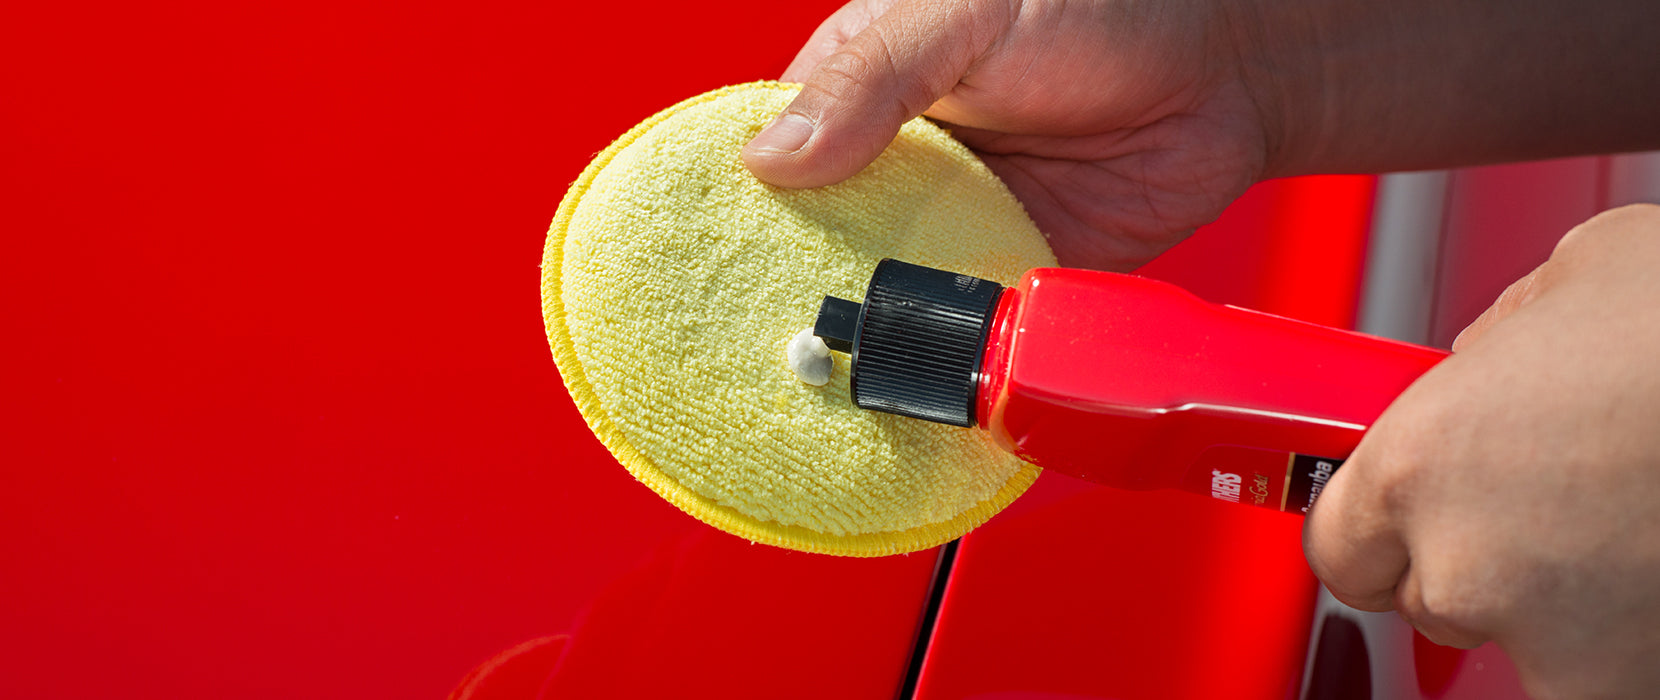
542,82,1056,556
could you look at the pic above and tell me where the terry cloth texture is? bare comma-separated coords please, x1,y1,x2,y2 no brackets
542,82,1057,556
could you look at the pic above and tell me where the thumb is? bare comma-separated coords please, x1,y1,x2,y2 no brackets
742,0,1004,188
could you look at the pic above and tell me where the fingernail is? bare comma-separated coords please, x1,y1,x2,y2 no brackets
747,113,814,155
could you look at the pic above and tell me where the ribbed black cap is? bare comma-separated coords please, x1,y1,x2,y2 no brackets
845,259,1004,427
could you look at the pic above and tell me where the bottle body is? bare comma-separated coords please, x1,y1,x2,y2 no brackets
975,268,1448,513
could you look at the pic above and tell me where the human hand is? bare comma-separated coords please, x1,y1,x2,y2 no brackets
741,0,1282,271
1304,204,1660,700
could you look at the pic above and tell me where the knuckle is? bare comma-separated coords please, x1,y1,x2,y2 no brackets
1394,573,1490,649
807,1,975,127
1602,201,1660,223
809,45,915,118
1554,202,1660,259
810,49,880,101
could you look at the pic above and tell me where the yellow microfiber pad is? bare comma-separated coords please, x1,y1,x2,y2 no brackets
541,82,1057,556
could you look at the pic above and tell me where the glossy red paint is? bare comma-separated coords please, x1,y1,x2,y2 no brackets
449,636,571,700
1413,630,1466,698
916,176,1380,699
975,267,1445,500
1,1,940,698
918,482,1320,699
1433,158,1607,346
524,530,940,699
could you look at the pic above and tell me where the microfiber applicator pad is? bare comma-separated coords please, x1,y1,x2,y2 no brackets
542,82,1057,556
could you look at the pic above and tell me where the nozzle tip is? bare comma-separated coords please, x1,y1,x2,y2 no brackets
814,296,860,354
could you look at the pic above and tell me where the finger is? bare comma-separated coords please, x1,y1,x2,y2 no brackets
1303,438,1411,612
743,0,1007,188
1392,565,1491,650
1451,262,1549,352
778,0,896,83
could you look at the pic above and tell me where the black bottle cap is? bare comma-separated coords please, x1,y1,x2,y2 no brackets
814,259,1004,427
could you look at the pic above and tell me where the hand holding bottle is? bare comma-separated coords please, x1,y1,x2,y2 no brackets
1304,205,1660,699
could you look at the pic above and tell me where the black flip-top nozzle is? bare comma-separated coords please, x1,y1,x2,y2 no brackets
812,259,1004,427
813,296,861,354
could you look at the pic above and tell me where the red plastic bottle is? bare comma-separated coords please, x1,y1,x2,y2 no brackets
815,259,1448,514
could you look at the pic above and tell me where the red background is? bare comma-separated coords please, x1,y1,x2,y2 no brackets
2,1,855,696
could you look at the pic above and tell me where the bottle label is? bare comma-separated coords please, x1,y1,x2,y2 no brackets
1282,453,1343,514
1194,447,1345,515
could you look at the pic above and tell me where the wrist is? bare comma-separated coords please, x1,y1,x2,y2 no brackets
1235,0,1660,177
1208,0,1302,180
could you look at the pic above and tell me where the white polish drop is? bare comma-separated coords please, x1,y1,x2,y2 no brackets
786,327,833,386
